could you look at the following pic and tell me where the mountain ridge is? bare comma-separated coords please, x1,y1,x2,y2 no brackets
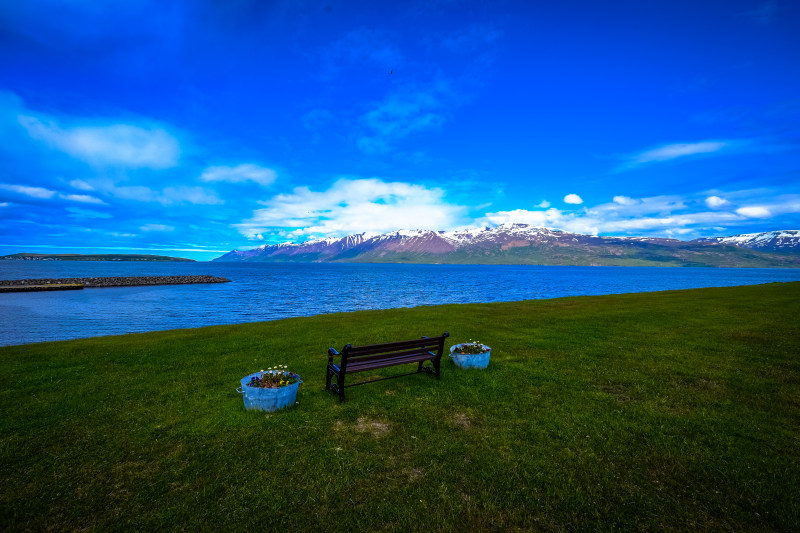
213,225,800,268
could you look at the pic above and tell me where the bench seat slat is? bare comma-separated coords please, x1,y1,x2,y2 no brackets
348,338,441,356
348,348,435,364
346,352,435,372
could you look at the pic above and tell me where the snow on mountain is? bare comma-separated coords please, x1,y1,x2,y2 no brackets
213,225,800,263
692,230,800,252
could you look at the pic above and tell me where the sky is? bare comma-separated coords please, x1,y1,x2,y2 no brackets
1,0,799,261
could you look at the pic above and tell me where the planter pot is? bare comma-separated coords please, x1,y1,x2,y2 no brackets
449,344,491,369
237,372,302,412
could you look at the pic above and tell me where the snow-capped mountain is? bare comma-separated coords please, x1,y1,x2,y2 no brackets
213,224,800,268
692,230,800,253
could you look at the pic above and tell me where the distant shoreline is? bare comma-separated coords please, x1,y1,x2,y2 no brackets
0,253,194,262
0,275,230,293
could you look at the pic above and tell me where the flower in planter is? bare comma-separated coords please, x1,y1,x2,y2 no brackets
455,340,489,354
246,365,300,389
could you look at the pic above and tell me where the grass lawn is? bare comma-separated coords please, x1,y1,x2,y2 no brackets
1,282,799,531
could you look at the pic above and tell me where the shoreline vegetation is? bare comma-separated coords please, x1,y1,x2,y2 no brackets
0,275,230,293
0,253,194,261
1,282,798,530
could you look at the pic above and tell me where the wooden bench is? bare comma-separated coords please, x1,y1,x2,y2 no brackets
326,332,450,402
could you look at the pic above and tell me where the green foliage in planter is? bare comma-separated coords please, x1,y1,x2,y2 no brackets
246,366,299,388
453,340,489,354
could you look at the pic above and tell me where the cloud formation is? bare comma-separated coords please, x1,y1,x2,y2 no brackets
480,192,800,238
0,182,105,205
705,195,729,208
236,177,464,239
564,194,583,204
141,224,175,232
59,194,105,204
104,184,222,205
18,115,179,169
617,141,729,171
0,183,56,199
200,164,277,186
736,206,771,218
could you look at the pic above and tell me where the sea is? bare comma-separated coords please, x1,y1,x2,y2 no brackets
2,261,800,347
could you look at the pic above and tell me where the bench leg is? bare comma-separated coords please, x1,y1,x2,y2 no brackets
337,373,346,402
417,361,424,373
325,365,333,390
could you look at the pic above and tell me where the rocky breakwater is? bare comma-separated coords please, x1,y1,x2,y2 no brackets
0,275,231,293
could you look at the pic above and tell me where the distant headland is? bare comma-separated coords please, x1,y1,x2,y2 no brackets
0,275,231,293
0,253,194,262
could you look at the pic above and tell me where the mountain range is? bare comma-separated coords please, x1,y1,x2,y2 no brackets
213,225,800,268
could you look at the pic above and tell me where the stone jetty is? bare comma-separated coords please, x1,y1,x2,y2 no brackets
0,275,231,293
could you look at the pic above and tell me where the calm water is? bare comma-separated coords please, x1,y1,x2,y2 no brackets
2,261,799,346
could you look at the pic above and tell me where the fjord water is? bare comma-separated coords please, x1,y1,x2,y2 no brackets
2,261,800,347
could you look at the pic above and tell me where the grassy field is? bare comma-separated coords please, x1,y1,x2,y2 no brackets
1,283,799,531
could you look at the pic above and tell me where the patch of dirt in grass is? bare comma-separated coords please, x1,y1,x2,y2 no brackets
695,378,724,390
596,383,631,403
407,467,425,482
451,412,472,429
334,417,391,437
357,417,390,437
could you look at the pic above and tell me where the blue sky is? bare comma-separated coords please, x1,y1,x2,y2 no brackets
1,0,798,260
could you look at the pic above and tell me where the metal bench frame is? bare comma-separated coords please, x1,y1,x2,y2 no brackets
326,332,450,402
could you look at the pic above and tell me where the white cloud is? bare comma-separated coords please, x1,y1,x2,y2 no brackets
18,115,179,169
0,184,103,204
111,185,157,202
736,206,771,218
70,179,95,191
160,186,223,205
59,193,105,204
705,195,729,208
200,164,277,186
0,183,56,199
483,208,570,228
236,177,464,239
140,224,175,232
618,141,729,171
105,184,222,205
564,194,583,204
535,200,550,208
588,195,686,217
613,196,637,205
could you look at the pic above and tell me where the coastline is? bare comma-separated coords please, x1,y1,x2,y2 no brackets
0,275,230,292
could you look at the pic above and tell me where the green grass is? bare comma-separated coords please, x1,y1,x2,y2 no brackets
2,283,799,531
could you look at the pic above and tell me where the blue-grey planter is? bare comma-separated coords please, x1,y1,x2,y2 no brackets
237,372,302,412
449,344,491,369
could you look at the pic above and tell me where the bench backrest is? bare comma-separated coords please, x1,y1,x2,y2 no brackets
339,333,449,367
